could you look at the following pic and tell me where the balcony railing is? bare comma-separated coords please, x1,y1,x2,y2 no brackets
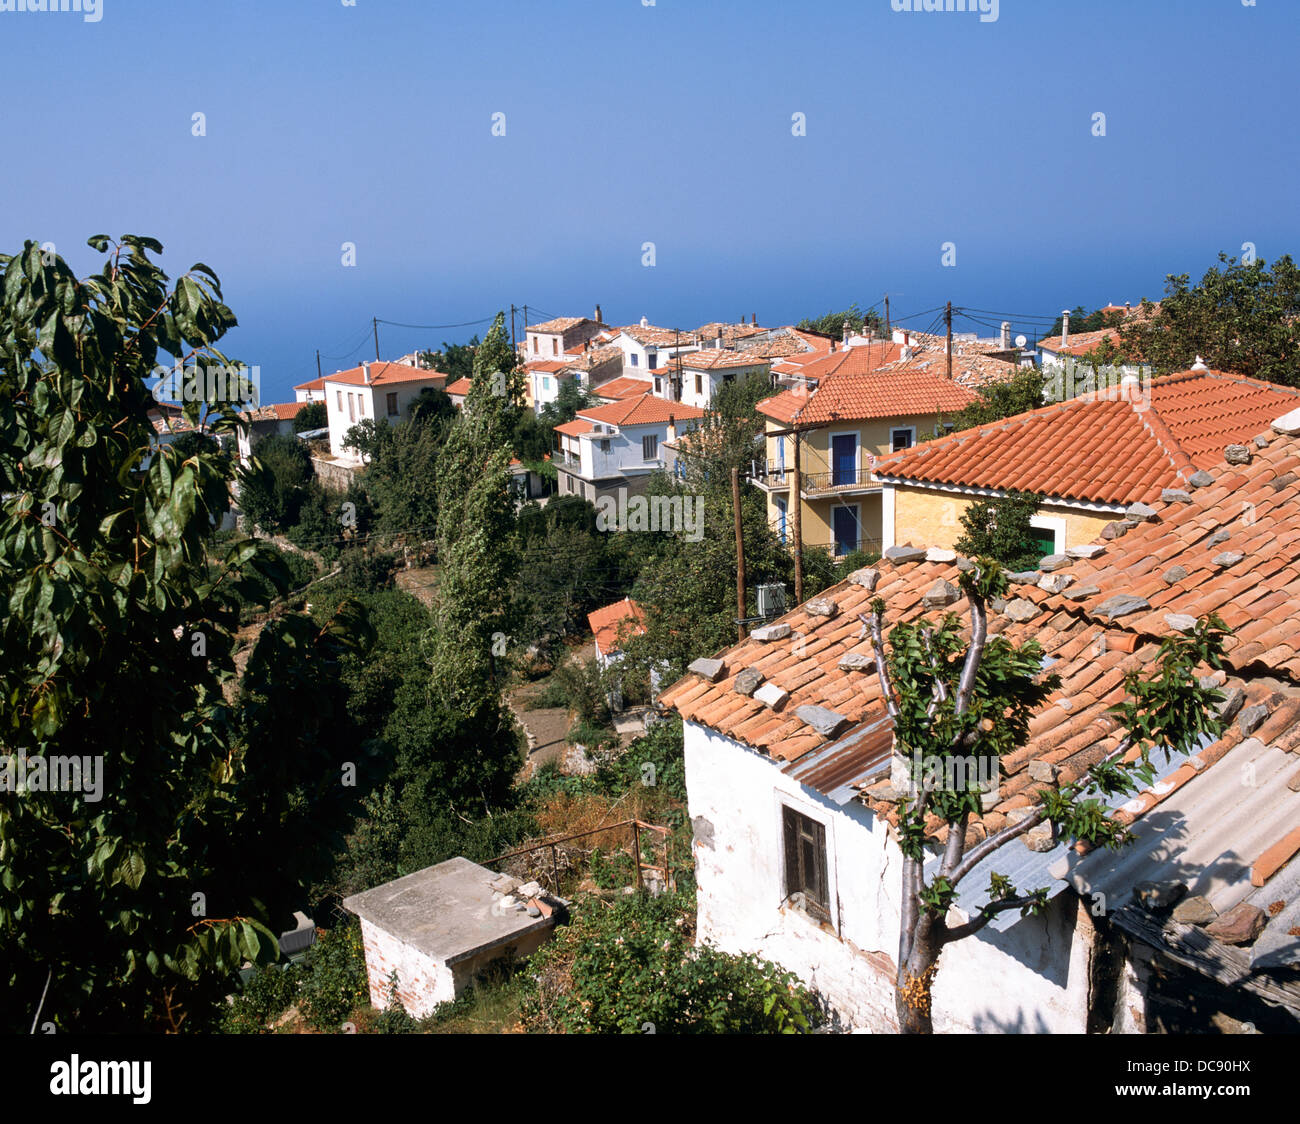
801,466,879,493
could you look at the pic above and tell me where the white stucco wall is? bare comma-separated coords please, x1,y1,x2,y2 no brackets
684,721,1093,1033
358,917,455,1018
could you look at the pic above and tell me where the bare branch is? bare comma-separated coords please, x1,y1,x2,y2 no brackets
954,572,987,716
942,894,1044,944
861,610,899,720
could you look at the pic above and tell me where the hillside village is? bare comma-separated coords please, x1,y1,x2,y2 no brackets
8,241,1300,1039
168,269,1299,1036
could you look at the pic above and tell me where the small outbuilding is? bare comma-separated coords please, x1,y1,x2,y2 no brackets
343,857,563,1017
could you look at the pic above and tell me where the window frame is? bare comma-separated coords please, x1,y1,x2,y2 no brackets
890,426,916,453
386,392,399,416
641,433,658,462
780,803,831,921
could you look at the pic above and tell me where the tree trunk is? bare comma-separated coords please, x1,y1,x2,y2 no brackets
896,917,942,1034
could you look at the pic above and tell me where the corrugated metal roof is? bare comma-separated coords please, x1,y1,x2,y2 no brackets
782,713,893,805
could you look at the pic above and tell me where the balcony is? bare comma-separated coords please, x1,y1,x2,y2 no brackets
800,465,880,497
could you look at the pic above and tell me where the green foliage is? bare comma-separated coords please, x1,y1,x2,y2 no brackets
0,235,374,1031
1118,253,1300,385
293,401,327,433
373,972,419,1034
422,336,478,382
337,546,396,593
796,302,883,341
296,923,370,1031
239,432,315,531
1044,305,1125,338
945,368,1045,432
537,377,593,432
522,888,819,1034
284,481,347,563
408,387,455,425
953,490,1045,570
596,717,688,806
551,658,612,725
221,965,300,1034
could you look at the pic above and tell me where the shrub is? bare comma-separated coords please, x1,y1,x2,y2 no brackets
222,964,301,1034
521,888,819,1034
372,972,419,1034
297,922,370,1031
551,659,611,726
293,401,328,433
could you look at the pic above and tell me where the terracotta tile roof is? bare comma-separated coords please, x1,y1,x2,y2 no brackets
747,334,823,359
588,598,646,658
553,418,593,438
445,377,473,397
660,421,1300,871
576,393,705,428
245,402,307,423
757,354,978,428
293,376,326,392
561,345,622,372
1036,326,1125,356
528,316,598,334
323,362,448,388
525,359,567,373
694,322,768,343
616,324,692,348
874,368,1300,506
673,348,771,371
591,375,653,400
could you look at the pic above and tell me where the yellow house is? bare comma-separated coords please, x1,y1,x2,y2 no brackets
754,343,1001,558
873,366,1300,558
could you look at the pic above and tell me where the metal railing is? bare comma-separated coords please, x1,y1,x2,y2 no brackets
801,467,879,491
485,819,673,895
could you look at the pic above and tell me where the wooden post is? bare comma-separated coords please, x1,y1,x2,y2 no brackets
373,317,381,362
791,429,803,604
631,823,643,892
315,349,322,380
945,302,953,381
732,466,746,642
550,843,559,893
884,294,891,336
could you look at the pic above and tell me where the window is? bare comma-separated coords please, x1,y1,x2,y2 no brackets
347,394,355,423
654,378,662,395
358,395,365,416
598,439,611,453
891,427,915,452
630,354,639,367
531,337,538,353
695,374,703,397
386,392,399,416
542,376,551,392
642,433,658,461
336,390,343,411
782,806,829,918
552,338,558,355
647,350,657,368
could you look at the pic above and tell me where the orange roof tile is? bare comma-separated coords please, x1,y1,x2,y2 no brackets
528,316,599,334
874,368,1300,506
673,349,771,371
324,362,449,388
588,598,646,657
553,418,593,438
592,375,654,400
576,393,705,427
445,376,473,397
293,376,326,392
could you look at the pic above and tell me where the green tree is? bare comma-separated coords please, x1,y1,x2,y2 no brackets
408,387,455,425
1119,252,1300,385
293,401,327,433
239,432,314,531
421,335,479,382
953,490,1045,569
944,368,1045,431
865,566,1227,1033
797,302,884,340
0,236,373,1031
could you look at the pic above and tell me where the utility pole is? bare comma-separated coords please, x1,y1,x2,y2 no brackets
522,304,529,330
510,304,517,353
945,301,953,381
791,429,803,605
373,317,381,362
732,466,747,643
315,349,322,380
884,295,891,336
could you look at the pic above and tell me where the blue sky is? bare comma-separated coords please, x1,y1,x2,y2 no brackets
4,0,1298,401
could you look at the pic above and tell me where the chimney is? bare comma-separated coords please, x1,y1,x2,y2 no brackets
1000,321,1012,350
362,361,372,385
751,313,757,326
667,416,677,444
901,344,913,362
842,320,851,344
1061,310,1071,350
640,315,649,328
902,330,910,347
595,303,603,323
716,326,724,349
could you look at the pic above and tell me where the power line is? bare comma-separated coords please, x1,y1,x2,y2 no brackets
375,315,499,332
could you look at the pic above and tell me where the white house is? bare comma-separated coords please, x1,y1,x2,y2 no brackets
522,315,606,363
320,361,449,461
552,393,705,505
293,376,326,403
661,424,1300,1033
672,348,772,409
235,402,307,465
608,320,701,382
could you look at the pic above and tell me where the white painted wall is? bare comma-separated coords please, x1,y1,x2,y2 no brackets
358,918,455,1017
684,721,1093,1032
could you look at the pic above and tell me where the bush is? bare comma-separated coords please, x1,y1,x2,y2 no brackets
293,401,328,433
598,717,686,803
372,972,419,1034
337,546,396,593
222,964,301,1034
551,659,610,726
297,923,370,1031
521,888,819,1034
525,678,571,710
